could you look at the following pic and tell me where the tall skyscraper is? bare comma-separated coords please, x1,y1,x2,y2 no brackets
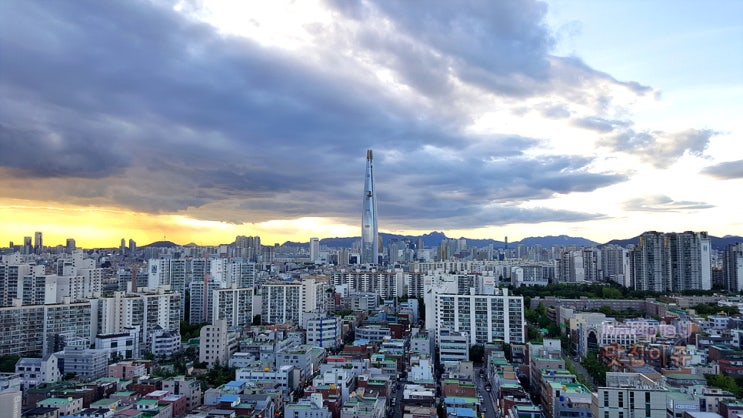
34,232,42,254
23,237,32,255
361,149,379,265
309,237,320,263
65,238,76,254
723,243,743,292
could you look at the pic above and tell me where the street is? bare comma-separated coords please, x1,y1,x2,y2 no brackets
474,365,501,418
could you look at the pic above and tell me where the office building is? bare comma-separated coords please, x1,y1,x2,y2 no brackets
592,372,668,418
306,316,341,349
34,232,43,254
23,236,32,255
66,238,76,254
438,329,469,363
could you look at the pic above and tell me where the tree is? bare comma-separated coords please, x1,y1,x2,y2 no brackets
252,314,262,325
469,344,484,363
601,287,622,299
598,305,614,316
581,351,609,386
0,355,20,373
706,374,743,397
180,321,206,341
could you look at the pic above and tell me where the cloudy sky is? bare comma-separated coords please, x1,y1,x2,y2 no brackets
1,0,741,248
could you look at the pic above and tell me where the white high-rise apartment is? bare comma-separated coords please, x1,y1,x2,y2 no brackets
227,260,256,288
310,238,320,263
601,245,629,287
427,287,525,345
98,289,181,353
631,231,711,292
199,319,238,368
212,286,255,327
261,281,304,325
189,279,221,324
723,243,743,292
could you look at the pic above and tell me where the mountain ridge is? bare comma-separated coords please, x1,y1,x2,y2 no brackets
142,233,743,251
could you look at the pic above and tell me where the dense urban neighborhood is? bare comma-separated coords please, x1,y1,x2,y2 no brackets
1,229,743,418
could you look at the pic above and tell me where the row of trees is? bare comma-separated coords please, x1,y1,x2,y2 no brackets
511,282,660,301
513,281,732,302
705,374,743,398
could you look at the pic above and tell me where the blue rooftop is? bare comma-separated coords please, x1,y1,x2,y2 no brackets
447,407,476,417
225,381,244,388
220,394,241,403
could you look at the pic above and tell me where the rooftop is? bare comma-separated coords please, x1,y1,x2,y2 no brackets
548,382,590,394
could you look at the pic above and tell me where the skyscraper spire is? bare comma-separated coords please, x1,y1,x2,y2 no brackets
361,149,378,265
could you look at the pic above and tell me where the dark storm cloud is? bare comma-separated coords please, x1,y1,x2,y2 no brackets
374,150,626,227
0,0,636,229
381,199,604,230
623,195,714,212
0,124,129,178
600,128,716,168
702,160,743,179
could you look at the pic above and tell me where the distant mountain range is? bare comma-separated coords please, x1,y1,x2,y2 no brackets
143,233,743,251
311,232,600,249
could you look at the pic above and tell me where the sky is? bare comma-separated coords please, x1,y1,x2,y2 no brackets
0,0,741,248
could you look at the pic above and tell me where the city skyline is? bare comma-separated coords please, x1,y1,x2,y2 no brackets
1,1,741,248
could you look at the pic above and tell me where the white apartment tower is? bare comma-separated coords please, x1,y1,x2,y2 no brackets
631,231,711,292
261,281,304,325
199,319,238,368
212,286,255,327
429,289,525,345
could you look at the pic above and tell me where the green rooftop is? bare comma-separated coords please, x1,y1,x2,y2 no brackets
112,391,137,396
548,382,590,393
38,398,74,405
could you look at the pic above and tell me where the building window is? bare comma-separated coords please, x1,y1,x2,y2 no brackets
603,391,609,407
